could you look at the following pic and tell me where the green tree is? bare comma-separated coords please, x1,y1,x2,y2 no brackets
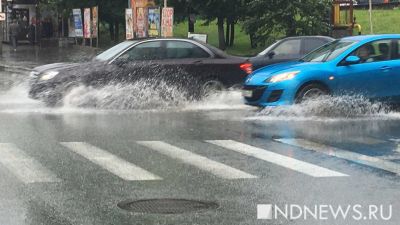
242,0,331,48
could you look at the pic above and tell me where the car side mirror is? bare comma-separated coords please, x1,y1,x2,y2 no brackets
345,56,360,65
267,51,275,59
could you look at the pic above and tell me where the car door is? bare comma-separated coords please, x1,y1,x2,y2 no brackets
334,39,395,99
163,40,213,83
382,39,400,101
109,40,167,82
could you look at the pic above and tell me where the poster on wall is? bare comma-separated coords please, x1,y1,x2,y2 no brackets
92,6,98,38
136,0,147,7
161,7,174,37
83,8,91,38
148,7,160,37
125,8,134,40
136,7,147,38
72,9,83,37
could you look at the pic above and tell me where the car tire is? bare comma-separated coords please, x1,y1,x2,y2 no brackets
200,79,225,98
295,83,329,103
45,81,79,107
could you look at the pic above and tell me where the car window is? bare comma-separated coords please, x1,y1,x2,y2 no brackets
165,41,211,59
95,41,136,61
348,39,392,63
303,39,329,54
258,40,280,56
395,39,400,59
272,39,301,56
118,41,164,61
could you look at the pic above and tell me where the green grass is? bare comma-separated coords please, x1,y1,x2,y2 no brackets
354,9,400,34
174,21,264,56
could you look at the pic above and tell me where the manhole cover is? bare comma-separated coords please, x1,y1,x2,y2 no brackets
117,198,219,214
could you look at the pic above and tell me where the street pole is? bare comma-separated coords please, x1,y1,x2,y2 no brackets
164,0,167,7
369,0,373,34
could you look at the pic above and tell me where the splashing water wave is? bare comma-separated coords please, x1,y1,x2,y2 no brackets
246,95,399,121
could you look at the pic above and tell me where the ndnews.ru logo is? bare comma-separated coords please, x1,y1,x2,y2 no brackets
257,204,392,221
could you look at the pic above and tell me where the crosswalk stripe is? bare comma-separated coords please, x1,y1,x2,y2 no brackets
206,140,348,178
275,138,400,175
136,141,257,179
60,142,162,181
351,137,386,145
0,143,60,183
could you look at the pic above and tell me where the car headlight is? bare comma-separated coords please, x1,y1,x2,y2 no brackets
39,71,59,81
29,71,39,78
267,71,300,83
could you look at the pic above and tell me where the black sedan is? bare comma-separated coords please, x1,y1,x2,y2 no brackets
29,38,252,105
250,36,334,70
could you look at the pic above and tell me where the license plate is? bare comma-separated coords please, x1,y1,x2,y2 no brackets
242,90,253,97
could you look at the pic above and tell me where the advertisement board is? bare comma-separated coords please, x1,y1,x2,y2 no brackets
72,9,83,37
136,7,147,38
148,7,160,37
126,8,134,40
161,7,173,37
188,33,208,43
92,6,98,38
83,8,91,38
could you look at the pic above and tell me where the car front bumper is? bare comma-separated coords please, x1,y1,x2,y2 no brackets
242,82,298,107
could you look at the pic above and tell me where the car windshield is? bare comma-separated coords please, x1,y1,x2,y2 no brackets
94,41,136,61
301,40,356,62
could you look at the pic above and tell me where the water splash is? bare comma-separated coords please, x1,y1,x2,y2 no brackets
248,95,395,121
62,81,191,110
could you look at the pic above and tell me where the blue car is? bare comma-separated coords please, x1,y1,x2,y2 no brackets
243,34,400,107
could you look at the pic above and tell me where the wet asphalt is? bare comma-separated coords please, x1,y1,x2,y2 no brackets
0,97,399,225
0,46,399,225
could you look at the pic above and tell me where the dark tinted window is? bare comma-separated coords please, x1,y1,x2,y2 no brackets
303,39,329,54
165,41,210,59
119,41,164,60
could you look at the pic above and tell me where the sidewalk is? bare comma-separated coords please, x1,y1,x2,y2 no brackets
0,43,101,70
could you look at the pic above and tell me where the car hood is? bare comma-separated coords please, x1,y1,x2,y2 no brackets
33,62,81,74
245,61,321,85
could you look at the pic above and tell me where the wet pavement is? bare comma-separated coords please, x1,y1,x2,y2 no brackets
0,46,399,225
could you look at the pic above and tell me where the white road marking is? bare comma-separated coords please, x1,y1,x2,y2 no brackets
275,138,400,175
389,138,400,143
206,140,348,178
136,141,257,179
0,143,60,183
60,142,161,181
351,137,386,145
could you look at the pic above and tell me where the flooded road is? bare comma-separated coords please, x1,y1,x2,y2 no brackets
0,61,399,224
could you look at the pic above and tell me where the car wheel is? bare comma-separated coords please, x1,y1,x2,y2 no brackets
200,79,225,98
45,81,79,107
295,83,329,103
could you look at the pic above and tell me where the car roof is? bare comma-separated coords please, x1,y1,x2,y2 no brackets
281,36,334,41
124,38,233,57
341,34,400,42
